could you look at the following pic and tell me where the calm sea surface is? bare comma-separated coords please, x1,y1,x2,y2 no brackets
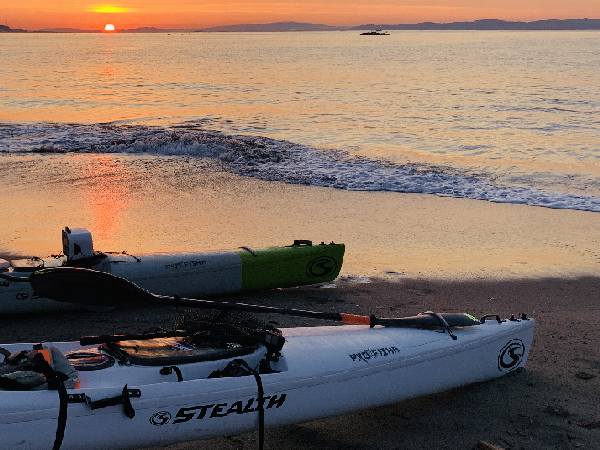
1,31,600,211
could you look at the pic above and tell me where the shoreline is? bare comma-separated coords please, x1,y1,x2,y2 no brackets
1,276,598,449
1,153,600,281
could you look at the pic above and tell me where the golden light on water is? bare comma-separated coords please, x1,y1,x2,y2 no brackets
104,23,115,31
82,154,131,242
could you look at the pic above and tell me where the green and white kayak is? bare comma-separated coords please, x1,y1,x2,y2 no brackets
0,229,344,314
100,240,345,297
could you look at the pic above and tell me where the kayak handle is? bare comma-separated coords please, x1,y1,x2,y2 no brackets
287,240,312,247
480,315,503,324
85,384,140,419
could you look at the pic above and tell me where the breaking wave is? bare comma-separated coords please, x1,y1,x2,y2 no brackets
1,121,599,213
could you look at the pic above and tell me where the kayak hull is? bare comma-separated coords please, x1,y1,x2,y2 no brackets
0,242,344,314
0,317,534,449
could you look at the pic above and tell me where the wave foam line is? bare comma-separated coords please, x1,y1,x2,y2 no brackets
1,122,599,213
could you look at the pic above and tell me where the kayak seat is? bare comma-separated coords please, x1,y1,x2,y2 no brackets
103,337,260,366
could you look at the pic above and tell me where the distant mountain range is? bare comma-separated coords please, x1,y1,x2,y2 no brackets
204,18,600,32
199,21,340,32
2,19,600,33
358,18,600,31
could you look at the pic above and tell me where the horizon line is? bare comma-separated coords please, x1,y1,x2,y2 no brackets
3,17,600,33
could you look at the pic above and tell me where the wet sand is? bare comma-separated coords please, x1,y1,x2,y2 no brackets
2,153,600,281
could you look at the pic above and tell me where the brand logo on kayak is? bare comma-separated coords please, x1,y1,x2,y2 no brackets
349,346,400,363
498,339,525,372
306,256,337,278
165,394,287,425
165,260,207,270
150,411,172,426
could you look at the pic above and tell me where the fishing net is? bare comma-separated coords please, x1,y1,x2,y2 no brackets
174,309,282,349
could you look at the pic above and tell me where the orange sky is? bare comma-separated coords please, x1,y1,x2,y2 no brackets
5,1,600,30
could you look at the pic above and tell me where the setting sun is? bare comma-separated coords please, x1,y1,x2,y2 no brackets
104,23,115,31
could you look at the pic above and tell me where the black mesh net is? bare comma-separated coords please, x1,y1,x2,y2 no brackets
174,309,282,348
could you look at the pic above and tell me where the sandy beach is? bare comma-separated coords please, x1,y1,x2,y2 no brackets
2,162,599,449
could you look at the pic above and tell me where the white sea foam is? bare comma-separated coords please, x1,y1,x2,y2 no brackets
1,122,599,213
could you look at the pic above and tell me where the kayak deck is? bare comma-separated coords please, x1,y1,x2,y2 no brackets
0,318,535,450
1,318,533,390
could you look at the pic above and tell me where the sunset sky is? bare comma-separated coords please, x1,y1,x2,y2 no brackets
5,1,600,31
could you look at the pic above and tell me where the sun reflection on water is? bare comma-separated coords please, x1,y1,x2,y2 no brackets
80,154,131,241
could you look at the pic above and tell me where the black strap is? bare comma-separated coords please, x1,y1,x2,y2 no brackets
86,384,140,419
172,366,183,382
234,360,265,450
0,347,11,360
121,385,136,419
421,311,457,340
53,382,68,450
253,369,265,450
239,246,257,256
32,353,69,450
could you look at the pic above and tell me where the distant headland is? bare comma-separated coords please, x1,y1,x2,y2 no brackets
2,19,600,33
0,24,26,33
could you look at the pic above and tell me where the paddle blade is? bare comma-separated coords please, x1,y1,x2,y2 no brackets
376,313,481,328
30,267,155,306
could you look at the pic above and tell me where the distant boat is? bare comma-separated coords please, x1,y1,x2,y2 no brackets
360,29,389,35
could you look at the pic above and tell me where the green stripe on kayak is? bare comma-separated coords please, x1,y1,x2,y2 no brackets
236,243,345,291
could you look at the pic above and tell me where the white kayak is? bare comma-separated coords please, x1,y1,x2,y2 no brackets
0,228,344,314
0,314,534,450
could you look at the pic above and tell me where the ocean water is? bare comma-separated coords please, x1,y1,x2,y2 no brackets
1,30,599,213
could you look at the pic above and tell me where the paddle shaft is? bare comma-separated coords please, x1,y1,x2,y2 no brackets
156,294,370,324
154,295,476,328
29,267,481,329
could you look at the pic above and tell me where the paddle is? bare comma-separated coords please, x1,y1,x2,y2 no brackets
29,267,480,331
